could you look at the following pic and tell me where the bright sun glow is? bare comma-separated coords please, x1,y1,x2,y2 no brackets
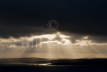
0,32,107,59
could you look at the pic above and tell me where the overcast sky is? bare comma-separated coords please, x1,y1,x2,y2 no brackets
0,0,106,37
0,0,107,58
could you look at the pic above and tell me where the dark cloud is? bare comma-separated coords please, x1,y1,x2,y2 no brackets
0,24,58,38
0,0,107,39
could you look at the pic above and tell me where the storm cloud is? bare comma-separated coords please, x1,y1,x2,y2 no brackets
0,0,107,43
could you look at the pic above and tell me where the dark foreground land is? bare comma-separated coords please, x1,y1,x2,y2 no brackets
0,58,107,72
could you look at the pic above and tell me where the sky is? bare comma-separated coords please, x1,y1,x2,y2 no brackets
0,0,107,59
